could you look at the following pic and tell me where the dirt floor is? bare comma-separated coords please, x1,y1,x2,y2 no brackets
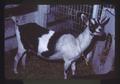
5,49,116,80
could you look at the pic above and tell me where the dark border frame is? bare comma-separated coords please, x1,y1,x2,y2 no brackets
1,0,119,84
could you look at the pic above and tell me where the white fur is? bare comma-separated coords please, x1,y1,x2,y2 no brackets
38,30,55,54
91,19,95,25
96,26,101,32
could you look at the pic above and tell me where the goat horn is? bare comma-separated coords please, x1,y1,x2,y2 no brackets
101,16,107,23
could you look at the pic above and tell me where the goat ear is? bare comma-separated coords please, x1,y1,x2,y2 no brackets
101,16,107,23
101,17,110,26
81,13,88,24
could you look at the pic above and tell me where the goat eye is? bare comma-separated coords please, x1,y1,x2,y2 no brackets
89,22,94,28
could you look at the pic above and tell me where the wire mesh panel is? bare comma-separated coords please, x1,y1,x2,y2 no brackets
47,5,93,37
97,5,103,19
104,4,114,8
47,4,114,37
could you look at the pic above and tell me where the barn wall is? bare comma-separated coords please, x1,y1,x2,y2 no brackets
5,5,49,52
4,19,18,52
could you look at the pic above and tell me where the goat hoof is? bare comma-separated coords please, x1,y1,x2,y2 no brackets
85,61,89,66
14,70,18,74
64,76,67,80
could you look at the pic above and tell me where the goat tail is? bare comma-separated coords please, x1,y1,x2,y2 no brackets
48,52,62,60
37,51,62,60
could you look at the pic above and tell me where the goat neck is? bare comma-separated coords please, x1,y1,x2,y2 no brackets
76,27,93,53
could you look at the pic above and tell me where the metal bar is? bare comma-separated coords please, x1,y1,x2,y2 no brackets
92,5,100,18
5,34,16,40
